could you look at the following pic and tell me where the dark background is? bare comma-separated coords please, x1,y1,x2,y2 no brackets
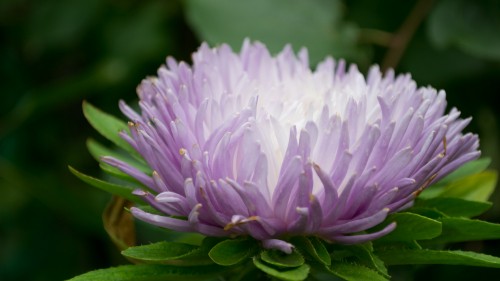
1,0,500,280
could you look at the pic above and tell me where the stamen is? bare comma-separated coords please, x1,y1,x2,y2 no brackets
412,173,438,197
224,216,259,231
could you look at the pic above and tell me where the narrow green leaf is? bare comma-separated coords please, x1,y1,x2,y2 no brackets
372,213,442,242
414,197,492,218
68,166,139,203
253,257,310,281
438,170,497,202
327,262,388,281
98,162,140,184
122,241,198,263
291,236,331,266
377,249,500,268
67,264,226,281
208,238,258,266
83,101,141,159
261,249,305,268
87,138,150,174
425,218,500,244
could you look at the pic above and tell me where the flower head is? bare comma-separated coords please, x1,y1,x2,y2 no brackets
105,40,479,253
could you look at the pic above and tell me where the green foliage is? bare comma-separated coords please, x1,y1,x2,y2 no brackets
86,138,151,175
413,197,492,218
373,213,442,242
327,262,388,281
428,0,500,61
440,171,497,201
208,238,258,266
437,158,491,184
331,243,389,278
427,218,500,244
121,241,199,263
291,236,331,266
82,101,142,160
376,249,500,268
260,249,305,268
185,0,362,64
67,264,226,281
68,166,139,203
252,257,310,281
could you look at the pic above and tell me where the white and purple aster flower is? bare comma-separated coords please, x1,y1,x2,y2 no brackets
103,40,479,253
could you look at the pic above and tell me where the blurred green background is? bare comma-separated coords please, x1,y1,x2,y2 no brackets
1,0,500,280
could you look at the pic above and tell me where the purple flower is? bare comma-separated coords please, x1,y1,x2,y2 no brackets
104,40,479,253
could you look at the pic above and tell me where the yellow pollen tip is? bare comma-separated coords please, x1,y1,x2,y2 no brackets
223,223,234,231
179,148,187,156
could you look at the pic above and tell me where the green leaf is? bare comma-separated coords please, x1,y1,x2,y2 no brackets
82,101,141,159
413,197,492,218
166,236,225,266
426,218,500,244
428,0,500,61
404,207,446,219
68,166,139,203
122,241,199,263
436,158,491,184
252,257,310,281
87,138,151,174
67,264,226,281
185,0,362,64
326,262,388,281
291,236,331,266
260,249,305,268
377,249,500,268
98,162,140,184
372,213,442,242
438,170,497,202
208,238,258,266
332,243,389,278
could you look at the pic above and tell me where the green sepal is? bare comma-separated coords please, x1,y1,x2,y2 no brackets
291,236,331,266
424,218,500,244
122,241,199,264
252,256,310,281
260,248,305,268
325,262,388,281
66,263,226,281
376,249,500,268
371,212,442,242
413,197,492,218
208,237,258,266
83,101,142,160
68,166,140,203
